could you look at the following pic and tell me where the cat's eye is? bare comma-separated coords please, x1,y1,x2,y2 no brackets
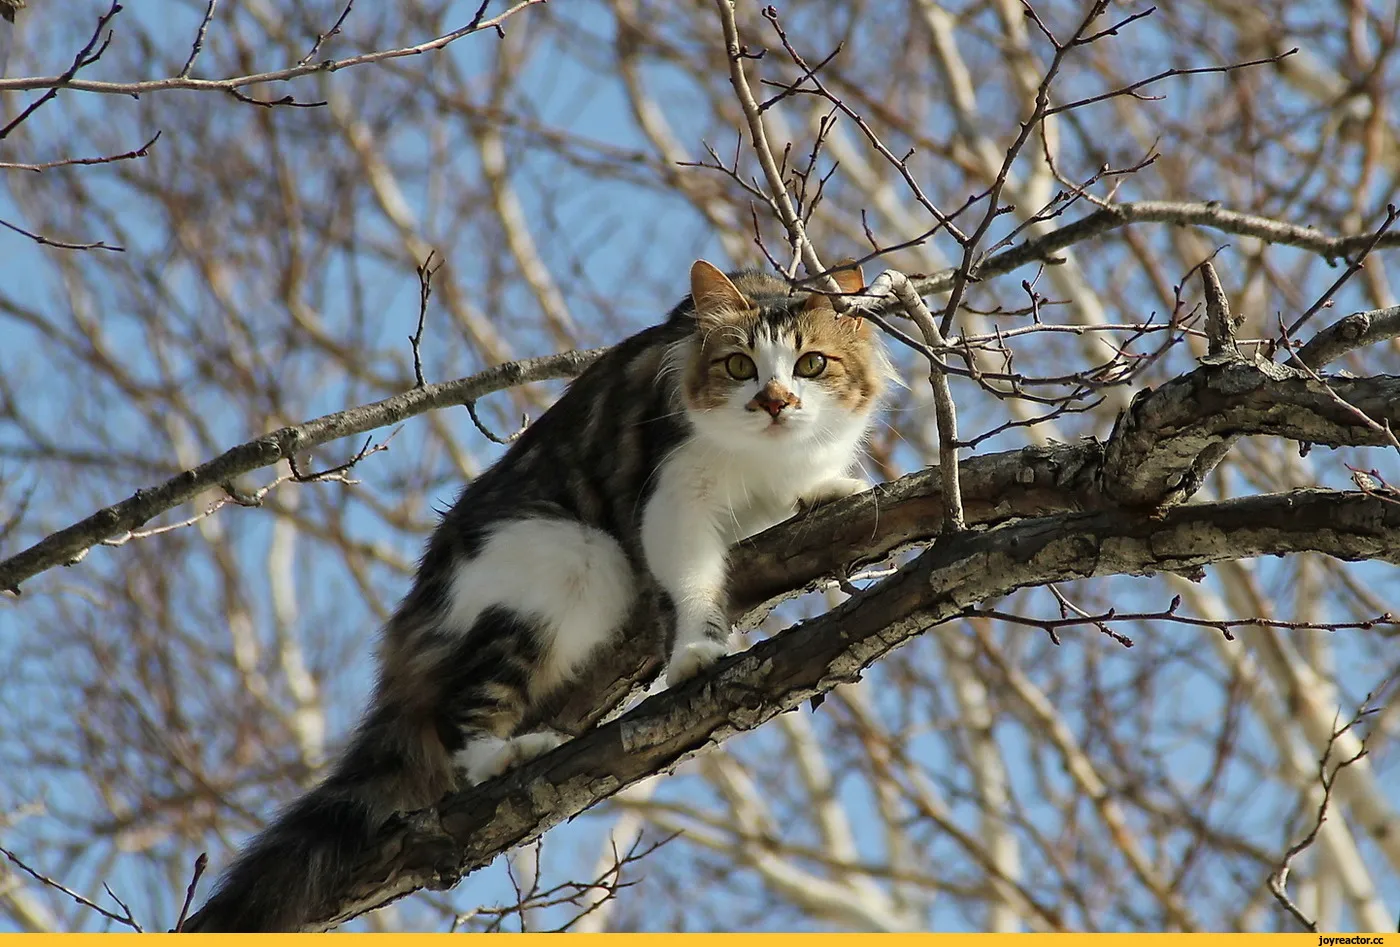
724,352,757,380
794,352,828,378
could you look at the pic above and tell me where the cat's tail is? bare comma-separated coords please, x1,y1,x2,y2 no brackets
183,668,454,932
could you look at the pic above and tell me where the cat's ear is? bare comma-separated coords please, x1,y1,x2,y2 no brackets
690,261,751,326
802,260,866,312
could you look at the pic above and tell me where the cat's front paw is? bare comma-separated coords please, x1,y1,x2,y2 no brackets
666,639,730,688
798,476,871,512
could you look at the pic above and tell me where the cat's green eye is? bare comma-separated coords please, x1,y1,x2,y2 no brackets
794,352,828,378
725,352,757,380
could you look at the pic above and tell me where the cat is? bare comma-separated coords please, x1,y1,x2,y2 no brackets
185,260,890,931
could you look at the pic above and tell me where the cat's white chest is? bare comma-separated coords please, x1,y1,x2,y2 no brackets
659,431,854,534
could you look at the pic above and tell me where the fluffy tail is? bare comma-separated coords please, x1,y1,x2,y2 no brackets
184,692,453,932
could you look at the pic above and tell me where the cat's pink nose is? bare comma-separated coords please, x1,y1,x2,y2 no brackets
748,382,799,418
754,395,786,417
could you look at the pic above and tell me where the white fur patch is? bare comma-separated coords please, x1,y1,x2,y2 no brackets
665,639,731,688
455,731,567,786
446,518,636,695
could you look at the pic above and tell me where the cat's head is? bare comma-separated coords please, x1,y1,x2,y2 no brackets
673,260,891,450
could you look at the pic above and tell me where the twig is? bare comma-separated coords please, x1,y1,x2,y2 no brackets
466,400,529,446
178,0,219,78
412,251,442,388
92,476,292,549
966,596,1395,646
173,854,209,932
0,0,121,140
0,846,142,931
1276,326,1400,455
102,883,142,932
1043,49,1299,117
900,200,1400,308
936,0,1115,335
1291,304,1400,369
1281,203,1400,343
288,429,399,483
299,0,354,66
0,130,160,173
0,0,547,96
441,832,671,933
0,483,35,546
226,87,325,109
0,217,122,252
1267,695,1385,932
961,395,1104,449
759,6,963,240
864,269,964,531
711,0,842,298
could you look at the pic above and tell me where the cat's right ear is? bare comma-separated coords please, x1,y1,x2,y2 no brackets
690,261,751,327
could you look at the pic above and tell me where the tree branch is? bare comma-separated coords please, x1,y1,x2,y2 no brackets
216,487,1400,931
0,0,545,95
927,200,1400,302
0,348,603,595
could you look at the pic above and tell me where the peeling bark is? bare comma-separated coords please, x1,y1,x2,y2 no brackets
276,489,1400,931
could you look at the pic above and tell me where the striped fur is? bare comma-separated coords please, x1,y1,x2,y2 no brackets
186,261,888,931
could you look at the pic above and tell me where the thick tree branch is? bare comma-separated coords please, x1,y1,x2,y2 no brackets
1099,365,1400,508
226,487,1400,931
1291,305,1400,369
546,362,1400,732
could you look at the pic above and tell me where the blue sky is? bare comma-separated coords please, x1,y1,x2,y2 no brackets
2,0,1398,932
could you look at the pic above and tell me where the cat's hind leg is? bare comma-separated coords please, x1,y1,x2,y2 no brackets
438,518,636,785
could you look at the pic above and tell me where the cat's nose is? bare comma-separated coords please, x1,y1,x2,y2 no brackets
754,395,785,418
748,382,799,418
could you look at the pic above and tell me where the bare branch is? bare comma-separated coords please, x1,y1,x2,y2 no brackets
865,268,965,531
178,0,219,78
411,251,442,389
0,0,121,140
173,854,209,933
0,0,546,96
1200,261,1240,358
0,130,160,173
0,216,123,252
1281,204,1400,344
0,846,142,931
298,1,355,67
711,0,838,294
0,347,604,594
1043,49,1299,117
1293,305,1400,369
1267,697,1383,932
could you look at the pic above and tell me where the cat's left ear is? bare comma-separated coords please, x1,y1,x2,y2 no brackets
691,261,752,328
803,261,867,334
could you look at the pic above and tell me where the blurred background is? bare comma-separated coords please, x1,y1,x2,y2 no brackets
1,0,1398,932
